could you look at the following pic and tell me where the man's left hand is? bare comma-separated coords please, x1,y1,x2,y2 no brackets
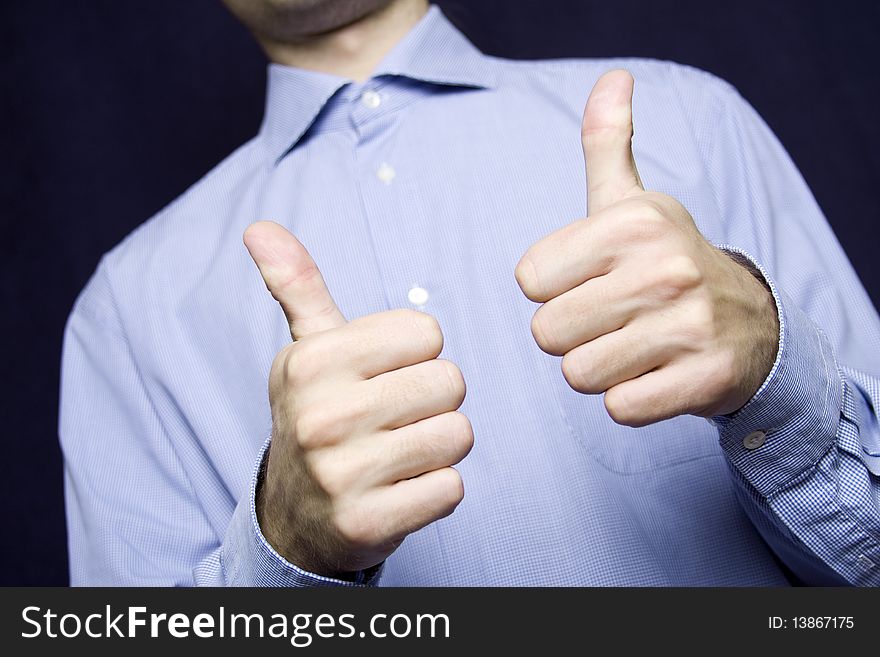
515,70,779,427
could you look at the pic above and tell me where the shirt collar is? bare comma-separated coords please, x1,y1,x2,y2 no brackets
259,5,496,162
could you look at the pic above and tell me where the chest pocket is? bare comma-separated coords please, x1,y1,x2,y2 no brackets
557,386,720,474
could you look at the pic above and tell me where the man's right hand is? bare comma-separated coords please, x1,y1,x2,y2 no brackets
243,221,472,578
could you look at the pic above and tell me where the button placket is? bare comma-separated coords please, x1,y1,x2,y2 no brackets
352,81,436,316
360,90,382,109
407,286,430,308
376,163,396,185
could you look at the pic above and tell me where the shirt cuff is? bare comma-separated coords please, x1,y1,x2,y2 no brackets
712,247,844,497
218,438,384,587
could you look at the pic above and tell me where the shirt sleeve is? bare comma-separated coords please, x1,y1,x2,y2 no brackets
199,439,383,587
60,262,381,587
688,71,880,586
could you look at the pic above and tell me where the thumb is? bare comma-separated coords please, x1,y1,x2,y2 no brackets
582,69,644,215
243,221,346,340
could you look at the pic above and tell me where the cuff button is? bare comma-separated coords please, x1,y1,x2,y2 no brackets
743,430,767,450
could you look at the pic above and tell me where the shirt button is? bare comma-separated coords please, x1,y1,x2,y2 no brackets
743,430,767,450
856,554,876,570
361,90,381,109
376,163,396,185
407,286,429,306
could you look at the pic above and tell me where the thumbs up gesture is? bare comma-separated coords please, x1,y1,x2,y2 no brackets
516,70,779,426
243,221,472,577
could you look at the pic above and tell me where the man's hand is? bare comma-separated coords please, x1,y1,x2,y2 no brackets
244,221,472,577
515,70,779,427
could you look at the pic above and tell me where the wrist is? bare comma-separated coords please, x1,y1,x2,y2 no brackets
255,446,351,580
720,247,780,413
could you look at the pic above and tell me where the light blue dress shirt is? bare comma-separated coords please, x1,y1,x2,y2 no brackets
61,6,880,586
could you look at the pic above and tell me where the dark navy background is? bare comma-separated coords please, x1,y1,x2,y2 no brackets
1,0,877,584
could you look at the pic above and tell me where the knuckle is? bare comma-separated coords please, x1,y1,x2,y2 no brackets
619,198,670,242
642,192,679,216
603,388,640,426
636,198,668,227
515,254,540,300
640,197,668,220
446,411,475,460
334,508,377,548
561,352,597,394
293,404,339,450
280,340,322,387
560,353,584,391
397,309,443,359
277,343,301,383
677,298,715,346
530,307,561,355
401,412,474,467
436,359,466,405
438,468,465,509
651,255,703,300
690,295,715,327
666,254,703,288
270,343,295,389
307,455,348,499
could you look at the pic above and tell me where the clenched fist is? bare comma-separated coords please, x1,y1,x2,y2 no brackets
515,70,779,427
244,221,472,578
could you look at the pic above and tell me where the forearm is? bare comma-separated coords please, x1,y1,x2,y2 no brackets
714,265,880,585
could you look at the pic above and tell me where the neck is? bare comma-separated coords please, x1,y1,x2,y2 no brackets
260,0,429,82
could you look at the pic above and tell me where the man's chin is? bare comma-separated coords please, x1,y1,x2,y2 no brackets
220,0,397,41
